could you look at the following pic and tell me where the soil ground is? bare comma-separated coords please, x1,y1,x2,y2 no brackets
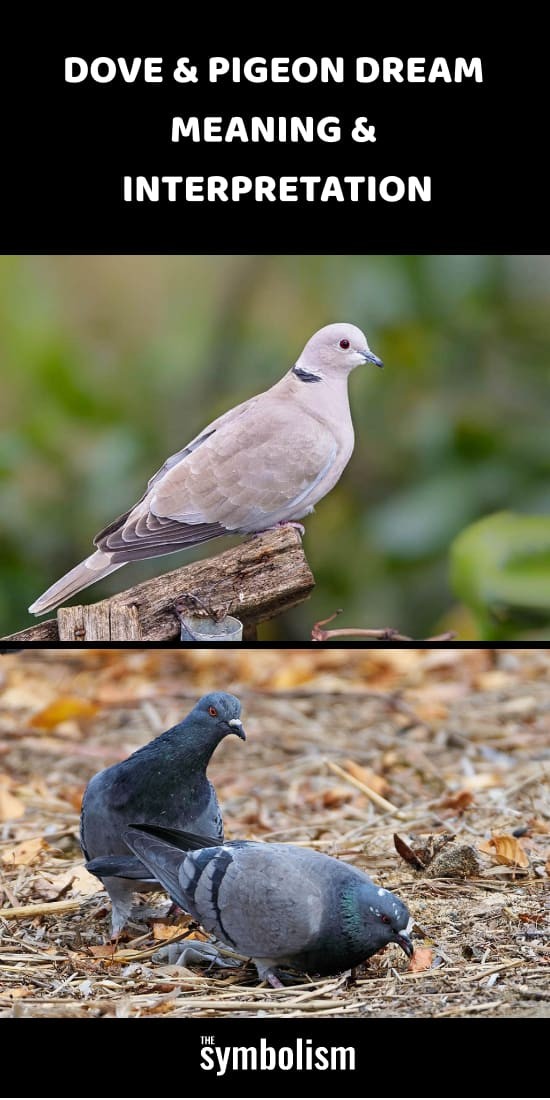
0,647,548,1018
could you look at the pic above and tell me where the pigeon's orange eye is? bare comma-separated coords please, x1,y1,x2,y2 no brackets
339,338,350,349
381,914,391,924
208,706,218,717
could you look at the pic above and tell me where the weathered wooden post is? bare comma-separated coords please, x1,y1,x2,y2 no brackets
3,526,315,642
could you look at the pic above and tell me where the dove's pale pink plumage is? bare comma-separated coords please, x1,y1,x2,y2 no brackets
29,323,382,614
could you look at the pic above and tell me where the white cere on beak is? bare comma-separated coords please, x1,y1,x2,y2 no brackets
399,916,414,935
377,888,386,897
229,719,243,728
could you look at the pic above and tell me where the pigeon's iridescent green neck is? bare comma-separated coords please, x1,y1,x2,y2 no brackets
340,885,364,942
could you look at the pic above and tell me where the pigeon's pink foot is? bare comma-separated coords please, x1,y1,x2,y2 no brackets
266,969,285,988
257,966,285,988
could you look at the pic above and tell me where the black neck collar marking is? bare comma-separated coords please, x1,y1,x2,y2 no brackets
292,365,322,383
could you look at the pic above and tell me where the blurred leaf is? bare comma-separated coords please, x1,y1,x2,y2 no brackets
152,918,193,941
394,833,426,870
450,512,550,637
478,834,530,869
0,780,25,821
2,836,48,866
409,947,434,972
370,471,477,558
438,790,475,813
370,465,524,561
30,697,99,729
70,867,105,897
88,944,117,958
527,818,550,835
3,986,34,1000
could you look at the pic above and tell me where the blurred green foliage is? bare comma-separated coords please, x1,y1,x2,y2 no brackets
451,512,550,639
1,255,549,639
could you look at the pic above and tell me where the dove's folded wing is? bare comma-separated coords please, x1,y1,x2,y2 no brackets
95,398,337,561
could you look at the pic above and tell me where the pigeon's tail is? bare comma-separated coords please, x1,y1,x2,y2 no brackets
28,552,124,616
124,826,191,909
86,854,154,881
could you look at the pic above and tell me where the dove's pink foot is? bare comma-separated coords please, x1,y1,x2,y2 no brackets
282,521,305,536
252,521,305,539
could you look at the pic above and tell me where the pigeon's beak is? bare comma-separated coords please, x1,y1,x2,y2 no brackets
395,930,414,958
362,349,384,368
228,718,246,741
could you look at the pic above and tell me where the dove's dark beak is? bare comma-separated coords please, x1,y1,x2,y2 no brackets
362,349,384,368
395,931,414,958
228,718,246,741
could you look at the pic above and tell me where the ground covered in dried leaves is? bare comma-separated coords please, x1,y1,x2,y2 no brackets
0,646,548,1018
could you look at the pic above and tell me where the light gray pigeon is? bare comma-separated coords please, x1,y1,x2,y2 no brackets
29,322,382,614
124,824,413,985
81,692,245,935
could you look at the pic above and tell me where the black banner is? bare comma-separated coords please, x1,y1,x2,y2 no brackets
1,34,546,252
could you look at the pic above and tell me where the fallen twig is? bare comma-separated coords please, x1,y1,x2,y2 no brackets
433,998,506,1018
472,959,525,982
311,609,456,642
0,899,81,920
325,759,407,819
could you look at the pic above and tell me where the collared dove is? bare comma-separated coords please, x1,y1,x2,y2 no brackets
81,692,245,935
124,824,414,985
29,322,382,614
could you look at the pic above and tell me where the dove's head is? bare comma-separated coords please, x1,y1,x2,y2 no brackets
294,322,383,382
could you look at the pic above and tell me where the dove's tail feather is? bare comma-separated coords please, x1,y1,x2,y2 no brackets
28,552,124,616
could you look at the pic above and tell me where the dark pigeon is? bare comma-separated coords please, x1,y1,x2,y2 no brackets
81,692,245,934
124,824,414,985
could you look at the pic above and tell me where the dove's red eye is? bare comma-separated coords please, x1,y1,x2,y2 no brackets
339,338,350,349
208,706,218,717
381,915,391,924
